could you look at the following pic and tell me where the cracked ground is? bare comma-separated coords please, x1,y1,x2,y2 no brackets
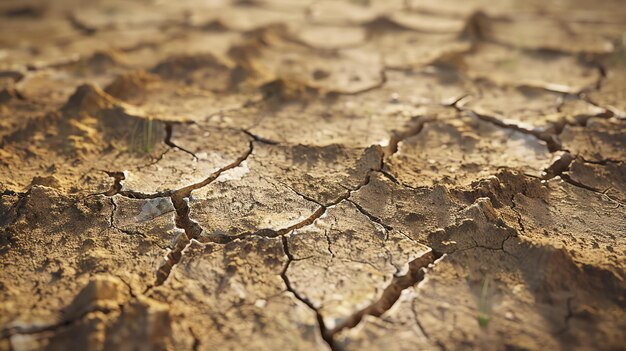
1,0,625,350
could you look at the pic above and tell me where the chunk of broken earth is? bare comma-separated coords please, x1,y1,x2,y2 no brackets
514,178,626,275
189,163,319,240
380,67,474,106
253,35,385,94
150,54,234,93
559,117,626,163
187,142,385,241
148,238,329,350
481,16,614,54
386,115,552,188
190,6,306,31
387,11,466,33
0,188,165,331
339,238,626,350
243,102,458,148
427,197,517,254
71,1,182,29
365,30,471,70
250,143,383,205
117,124,251,195
461,43,600,94
111,195,180,249
63,275,128,320
307,1,381,25
0,84,175,194
586,65,626,118
459,83,608,134
8,276,173,350
105,71,259,122
564,158,626,204
285,201,432,330
12,50,130,106
0,18,79,71
349,172,463,242
289,25,367,50
405,0,535,17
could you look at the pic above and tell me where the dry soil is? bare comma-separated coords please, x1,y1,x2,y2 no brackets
1,0,625,350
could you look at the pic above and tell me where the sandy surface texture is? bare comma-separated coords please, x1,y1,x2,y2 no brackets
1,0,625,350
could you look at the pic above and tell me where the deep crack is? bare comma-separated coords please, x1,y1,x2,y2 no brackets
280,236,338,351
330,250,439,335
143,140,255,287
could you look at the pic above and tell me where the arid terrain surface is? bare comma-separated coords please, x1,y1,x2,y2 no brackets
1,0,625,350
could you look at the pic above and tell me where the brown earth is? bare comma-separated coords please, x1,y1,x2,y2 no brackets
1,0,625,350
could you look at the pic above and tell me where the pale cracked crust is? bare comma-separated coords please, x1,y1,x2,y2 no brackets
1,1,625,350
